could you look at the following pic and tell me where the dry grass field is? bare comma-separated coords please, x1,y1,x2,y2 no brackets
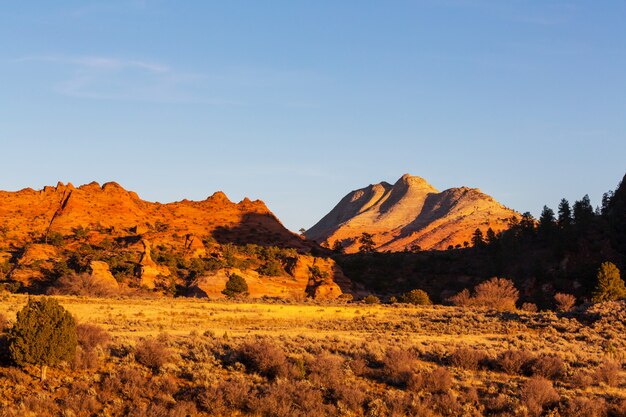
1,294,625,416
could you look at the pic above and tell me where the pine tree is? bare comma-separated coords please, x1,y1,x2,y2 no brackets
486,228,497,245
573,194,594,229
8,297,77,381
358,232,376,253
592,262,626,303
471,228,485,248
558,199,572,229
538,205,556,238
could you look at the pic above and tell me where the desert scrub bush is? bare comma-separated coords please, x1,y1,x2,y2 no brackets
448,346,487,371
521,302,538,312
197,376,254,415
449,278,519,311
379,348,416,387
560,397,608,417
399,289,432,305
362,294,380,304
498,349,534,375
237,339,289,379
134,337,172,372
76,323,111,351
595,360,621,387
8,297,77,380
472,277,519,311
429,367,454,393
554,293,576,312
520,376,559,417
448,288,472,307
247,379,335,417
48,272,117,297
530,355,566,380
305,352,344,386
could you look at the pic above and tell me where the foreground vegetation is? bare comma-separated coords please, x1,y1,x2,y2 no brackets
1,293,625,417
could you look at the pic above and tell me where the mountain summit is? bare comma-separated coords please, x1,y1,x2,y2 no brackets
305,174,519,252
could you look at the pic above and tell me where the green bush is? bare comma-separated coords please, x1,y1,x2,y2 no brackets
592,262,626,303
8,297,77,380
362,295,380,304
222,273,249,298
399,289,432,305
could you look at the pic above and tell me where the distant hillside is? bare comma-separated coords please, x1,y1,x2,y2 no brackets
306,174,519,252
0,182,350,299
335,173,626,307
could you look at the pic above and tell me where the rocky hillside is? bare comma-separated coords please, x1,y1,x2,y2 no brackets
0,182,351,299
306,174,519,252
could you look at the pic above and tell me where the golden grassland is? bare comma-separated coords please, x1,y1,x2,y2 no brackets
1,294,625,416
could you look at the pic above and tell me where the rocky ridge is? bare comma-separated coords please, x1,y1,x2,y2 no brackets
306,174,520,252
0,181,350,299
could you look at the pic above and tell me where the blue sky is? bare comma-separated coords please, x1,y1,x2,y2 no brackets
1,1,625,231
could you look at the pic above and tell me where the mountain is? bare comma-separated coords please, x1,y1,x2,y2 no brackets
305,174,520,252
0,182,350,299
0,181,301,248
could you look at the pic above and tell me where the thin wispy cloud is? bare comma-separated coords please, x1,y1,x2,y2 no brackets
13,55,169,73
10,55,323,107
11,55,239,105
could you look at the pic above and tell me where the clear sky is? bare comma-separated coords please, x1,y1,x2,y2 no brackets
1,1,625,231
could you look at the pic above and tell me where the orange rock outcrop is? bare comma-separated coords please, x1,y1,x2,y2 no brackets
305,174,520,252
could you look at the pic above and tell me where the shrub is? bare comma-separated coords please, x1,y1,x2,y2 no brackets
49,273,117,297
520,376,560,417
595,361,621,387
592,262,626,302
8,297,77,380
380,349,415,387
530,355,566,380
0,312,7,332
134,338,172,372
306,352,344,386
399,289,432,305
449,278,519,311
570,369,594,389
222,273,249,298
198,376,253,414
472,277,519,311
72,346,100,370
560,397,607,417
449,347,486,371
521,302,538,312
362,295,380,304
554,293,576,312
424,367,452,393
76,323,111,351
499,349,534,375
449,289,471,307
237,340,289,379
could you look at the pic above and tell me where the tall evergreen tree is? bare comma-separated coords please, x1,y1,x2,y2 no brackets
558,198,572,229
471,228,485,248
573,194,594,229
486,228,497,245
538,205,556,238
520,212,536,237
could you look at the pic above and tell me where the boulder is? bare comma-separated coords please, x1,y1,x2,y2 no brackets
88,260,119,291
137,240,170,289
